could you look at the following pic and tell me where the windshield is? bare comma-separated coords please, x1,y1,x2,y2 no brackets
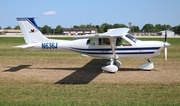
125,34,139,42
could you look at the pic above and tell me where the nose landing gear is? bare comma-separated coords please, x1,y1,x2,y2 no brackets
138,58,154,70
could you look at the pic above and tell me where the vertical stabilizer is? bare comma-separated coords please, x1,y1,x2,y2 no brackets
17,18,49,43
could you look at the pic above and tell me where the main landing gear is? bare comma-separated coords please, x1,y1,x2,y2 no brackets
138,58,154,70
101,58,122,73
102,58,154,73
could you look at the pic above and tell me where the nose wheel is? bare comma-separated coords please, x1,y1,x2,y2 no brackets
138,58,154,70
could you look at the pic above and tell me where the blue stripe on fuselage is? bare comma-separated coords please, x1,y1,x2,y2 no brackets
84,52,155,55
69,47,160,55
70,47,160,51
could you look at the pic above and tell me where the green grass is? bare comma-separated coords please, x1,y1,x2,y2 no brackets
0,37,77,57
0,82,180,106
0,37,180,106
0,37,179,59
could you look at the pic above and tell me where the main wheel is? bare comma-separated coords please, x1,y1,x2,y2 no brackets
102,65,118,73
115,60,122,68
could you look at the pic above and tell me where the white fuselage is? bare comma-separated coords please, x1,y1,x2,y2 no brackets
27,35,164,59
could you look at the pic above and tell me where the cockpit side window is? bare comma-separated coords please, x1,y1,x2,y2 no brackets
98,38,110,45
125,34,138,43
116,37,132,46
87,38,95,45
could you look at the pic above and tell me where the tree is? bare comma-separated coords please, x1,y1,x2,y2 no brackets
86,24,93,28
177,25,180,34
161,24,172,30
113,23,127,28
99,23,113,32
155,24,172,32
113,23,120,28
155,24,163,32
98,27,104,33
131,26,140,32
4,26,12,29
99,23,108,33
0,26,2,29
55,25,62,34
95,25,103,33
80,24,85,28
104,24,113,32
14,25,20,29
40,25,52,35
141,24,156,32
172,25,180,34
95,25,99,29
73,25,80,28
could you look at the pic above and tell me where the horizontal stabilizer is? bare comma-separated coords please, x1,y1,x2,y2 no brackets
13,44,34,49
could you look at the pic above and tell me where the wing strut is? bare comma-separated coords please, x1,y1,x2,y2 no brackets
109,38,116,59
101,37,119,73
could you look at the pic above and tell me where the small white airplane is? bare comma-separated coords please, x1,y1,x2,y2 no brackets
14,18,170,72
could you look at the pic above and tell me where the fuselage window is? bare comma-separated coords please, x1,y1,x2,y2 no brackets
116,37,132,46
99,38,110,45
87,38,95,45
87,39,90,45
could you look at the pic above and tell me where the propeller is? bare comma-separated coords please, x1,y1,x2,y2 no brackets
164,29,170,61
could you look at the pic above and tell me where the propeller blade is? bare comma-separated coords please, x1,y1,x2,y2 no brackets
165,47,167,61
164,29,170,61
165,29,167,42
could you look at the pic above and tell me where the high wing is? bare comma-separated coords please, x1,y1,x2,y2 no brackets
74,28,130,39
74,28,130,59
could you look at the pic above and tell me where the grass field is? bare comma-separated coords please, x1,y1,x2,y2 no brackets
0,37,180,106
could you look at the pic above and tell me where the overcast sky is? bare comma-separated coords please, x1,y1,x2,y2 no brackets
0,0,180,29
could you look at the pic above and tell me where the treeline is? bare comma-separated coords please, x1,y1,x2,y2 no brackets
1,23,180,35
